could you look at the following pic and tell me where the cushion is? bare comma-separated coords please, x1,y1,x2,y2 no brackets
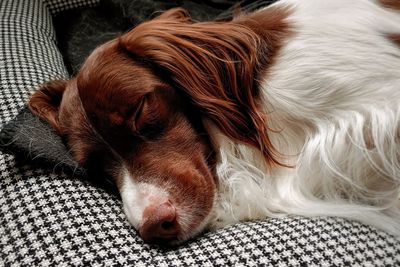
45,0,99,15
0,0,399,266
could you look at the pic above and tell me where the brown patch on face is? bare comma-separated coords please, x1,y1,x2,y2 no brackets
72,38,217,240
379,0,400,10
126,114,216,234
57,80,97,164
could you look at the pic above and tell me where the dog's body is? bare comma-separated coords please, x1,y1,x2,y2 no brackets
211,0,400,232
29,0,400,244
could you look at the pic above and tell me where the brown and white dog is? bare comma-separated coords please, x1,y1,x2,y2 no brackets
29,0,400,244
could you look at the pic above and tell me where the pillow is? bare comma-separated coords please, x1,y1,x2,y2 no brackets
44,0,100,15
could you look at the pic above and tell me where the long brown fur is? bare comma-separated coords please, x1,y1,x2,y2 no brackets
119,8,290,167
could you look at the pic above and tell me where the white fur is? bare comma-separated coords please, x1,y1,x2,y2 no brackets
120,171,170,229
207,0,400,236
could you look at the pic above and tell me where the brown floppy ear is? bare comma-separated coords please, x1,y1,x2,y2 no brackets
28,80,67,134
119,8,283,167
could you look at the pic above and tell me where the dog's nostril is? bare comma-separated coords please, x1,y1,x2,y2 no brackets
140,201,180,243
161,220,174,230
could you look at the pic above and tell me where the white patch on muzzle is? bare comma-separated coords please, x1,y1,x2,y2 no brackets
120,172,170,229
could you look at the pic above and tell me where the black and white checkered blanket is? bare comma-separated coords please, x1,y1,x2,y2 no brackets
0,0,399,265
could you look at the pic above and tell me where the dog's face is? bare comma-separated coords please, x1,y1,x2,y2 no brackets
29,8,279,244
29,37,217,244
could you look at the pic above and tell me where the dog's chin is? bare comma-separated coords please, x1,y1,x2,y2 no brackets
162,221,212,247
129,217,211,246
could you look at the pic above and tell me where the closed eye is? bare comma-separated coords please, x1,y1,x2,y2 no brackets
132,95,147,133
131,89,173,140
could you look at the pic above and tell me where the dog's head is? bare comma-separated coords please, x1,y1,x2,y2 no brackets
28,8,281,244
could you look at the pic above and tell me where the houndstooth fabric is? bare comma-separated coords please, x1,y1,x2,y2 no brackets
44,0,99,16
0,0,400,266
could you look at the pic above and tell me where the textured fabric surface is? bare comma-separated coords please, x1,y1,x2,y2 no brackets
0,0,67,128
0,0,400,266
0,107,86,178
44,0,99,15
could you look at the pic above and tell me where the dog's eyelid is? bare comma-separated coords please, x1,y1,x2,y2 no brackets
131,94,149,133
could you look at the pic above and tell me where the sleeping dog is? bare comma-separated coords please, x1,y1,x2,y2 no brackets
29,0,400,244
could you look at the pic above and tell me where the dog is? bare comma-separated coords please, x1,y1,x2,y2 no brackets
28,0,400,244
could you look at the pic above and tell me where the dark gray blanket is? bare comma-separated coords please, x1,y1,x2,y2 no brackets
55,0,274,73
